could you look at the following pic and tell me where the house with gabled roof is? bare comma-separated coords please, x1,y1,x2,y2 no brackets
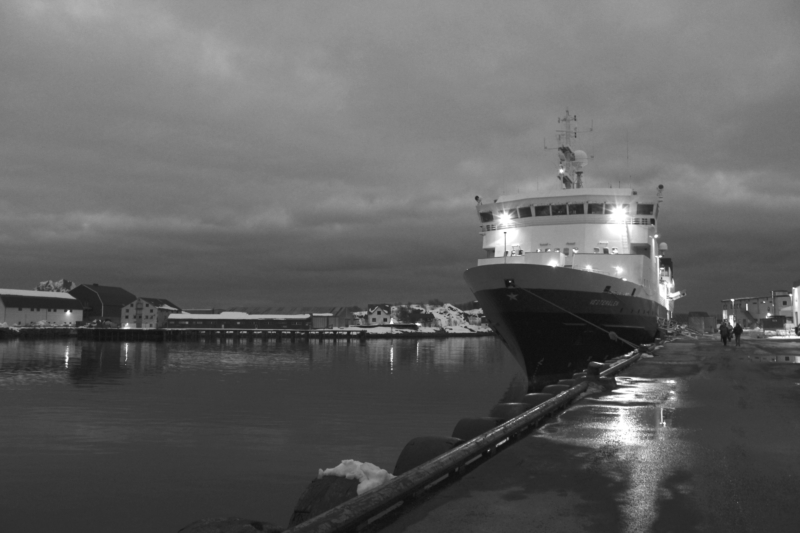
69,284,137,325
366,304,393,325
122,297,182,329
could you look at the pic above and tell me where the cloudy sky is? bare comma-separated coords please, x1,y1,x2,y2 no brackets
1,0,799,312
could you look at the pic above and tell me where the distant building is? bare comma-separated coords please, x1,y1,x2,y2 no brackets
166,311,313,330
721,291,793,328
366,305,392,325
0,288,84,326
121,297,181,329
69,284,137,325
226,307,356,328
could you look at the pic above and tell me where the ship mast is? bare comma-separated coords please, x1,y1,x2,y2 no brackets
555,108,589,189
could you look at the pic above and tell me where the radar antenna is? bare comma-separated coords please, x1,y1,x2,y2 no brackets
545,108,591,189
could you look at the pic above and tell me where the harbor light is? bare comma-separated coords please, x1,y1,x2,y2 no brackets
585,265,593,272
548,260,558,267
614,266,624,275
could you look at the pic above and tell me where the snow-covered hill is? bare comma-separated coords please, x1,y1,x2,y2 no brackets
35,279,77,292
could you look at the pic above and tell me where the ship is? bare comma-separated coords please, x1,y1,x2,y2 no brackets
463,110,684,389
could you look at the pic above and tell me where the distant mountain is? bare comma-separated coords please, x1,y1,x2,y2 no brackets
35,279,77,293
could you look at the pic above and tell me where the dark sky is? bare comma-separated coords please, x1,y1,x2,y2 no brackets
2,1,799,312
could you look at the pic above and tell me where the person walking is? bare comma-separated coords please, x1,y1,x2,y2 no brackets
733,322,743,346
719,321,730,346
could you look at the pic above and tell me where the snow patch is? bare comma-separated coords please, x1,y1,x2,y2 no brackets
317,459,395,495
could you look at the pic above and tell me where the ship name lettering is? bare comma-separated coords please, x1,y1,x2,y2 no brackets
589,299,619,307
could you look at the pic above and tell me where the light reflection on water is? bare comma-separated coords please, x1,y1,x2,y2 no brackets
0,337,519,532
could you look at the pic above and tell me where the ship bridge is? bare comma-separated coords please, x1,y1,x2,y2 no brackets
474,187,664,293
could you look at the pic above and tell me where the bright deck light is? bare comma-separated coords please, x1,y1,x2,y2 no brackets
610,205,628,222
585,265,593,272
548,260,558,267
498,212,512,225
614,266,624,275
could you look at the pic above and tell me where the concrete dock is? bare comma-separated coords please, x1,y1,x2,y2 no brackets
377,334,800,532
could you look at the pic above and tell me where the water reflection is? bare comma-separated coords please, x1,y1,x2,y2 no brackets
0,336,520,533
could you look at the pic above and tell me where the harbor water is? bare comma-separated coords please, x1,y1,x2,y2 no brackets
0,337,522,532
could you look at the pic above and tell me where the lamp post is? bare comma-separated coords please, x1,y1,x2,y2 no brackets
504,232,507,263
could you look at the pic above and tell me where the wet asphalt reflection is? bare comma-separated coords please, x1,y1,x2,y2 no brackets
536,376,689,532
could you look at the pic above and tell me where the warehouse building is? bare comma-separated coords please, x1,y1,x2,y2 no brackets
69,284,137,325
0,288,84,326
166,311,313,330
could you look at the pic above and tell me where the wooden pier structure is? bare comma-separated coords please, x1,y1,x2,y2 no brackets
74,328,368,343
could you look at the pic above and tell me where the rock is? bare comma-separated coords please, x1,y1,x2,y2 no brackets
178,517,283,533
288,475,360,527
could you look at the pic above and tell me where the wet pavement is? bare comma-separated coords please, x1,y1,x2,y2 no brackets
377,335,800,532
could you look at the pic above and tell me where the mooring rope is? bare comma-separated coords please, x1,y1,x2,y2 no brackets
513,286,645,352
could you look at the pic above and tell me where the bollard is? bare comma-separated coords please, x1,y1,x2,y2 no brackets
451,417,502,441
394,436,463,476
288,476,360,528
489,402,530,421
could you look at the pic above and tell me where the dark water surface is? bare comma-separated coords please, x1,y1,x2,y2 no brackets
0,337,522,532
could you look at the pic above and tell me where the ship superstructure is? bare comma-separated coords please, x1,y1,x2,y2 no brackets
464,110,683,387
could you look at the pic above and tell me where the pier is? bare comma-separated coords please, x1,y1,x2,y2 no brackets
369,334,800,532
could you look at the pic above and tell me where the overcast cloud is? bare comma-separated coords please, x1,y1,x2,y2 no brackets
1,0,799,312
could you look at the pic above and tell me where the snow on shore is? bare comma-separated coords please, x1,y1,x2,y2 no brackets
318,460,395,495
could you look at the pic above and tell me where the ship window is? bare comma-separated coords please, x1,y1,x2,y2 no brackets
505,208,519,220
534,205,551,216
588,203,604,214
568,203,584,215
563,248,570,256
593,247,601,253
551,204,567,216
637,204,654,215
479,212,493,222
518,206,532,218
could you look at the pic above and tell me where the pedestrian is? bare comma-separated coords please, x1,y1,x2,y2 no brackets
719,321,730,346
733,322,743,346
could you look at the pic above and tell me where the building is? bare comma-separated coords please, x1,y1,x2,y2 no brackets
721,291,793,328
121,297,181,329
69,284,137,325
0,288,84,326
366,305,392,325
226,307,356,328
166,311,313,329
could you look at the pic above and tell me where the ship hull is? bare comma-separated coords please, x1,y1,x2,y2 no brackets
464,263,667,389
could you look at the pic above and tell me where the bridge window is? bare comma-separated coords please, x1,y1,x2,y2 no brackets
588,203,604,214
479,212,493,222
551,204,567,215
518,206,532,218
637,204,654,215
505,208,519,220
568,203,584,214
534,205,551,216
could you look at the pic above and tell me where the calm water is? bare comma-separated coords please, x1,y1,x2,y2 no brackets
0,337,522,532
